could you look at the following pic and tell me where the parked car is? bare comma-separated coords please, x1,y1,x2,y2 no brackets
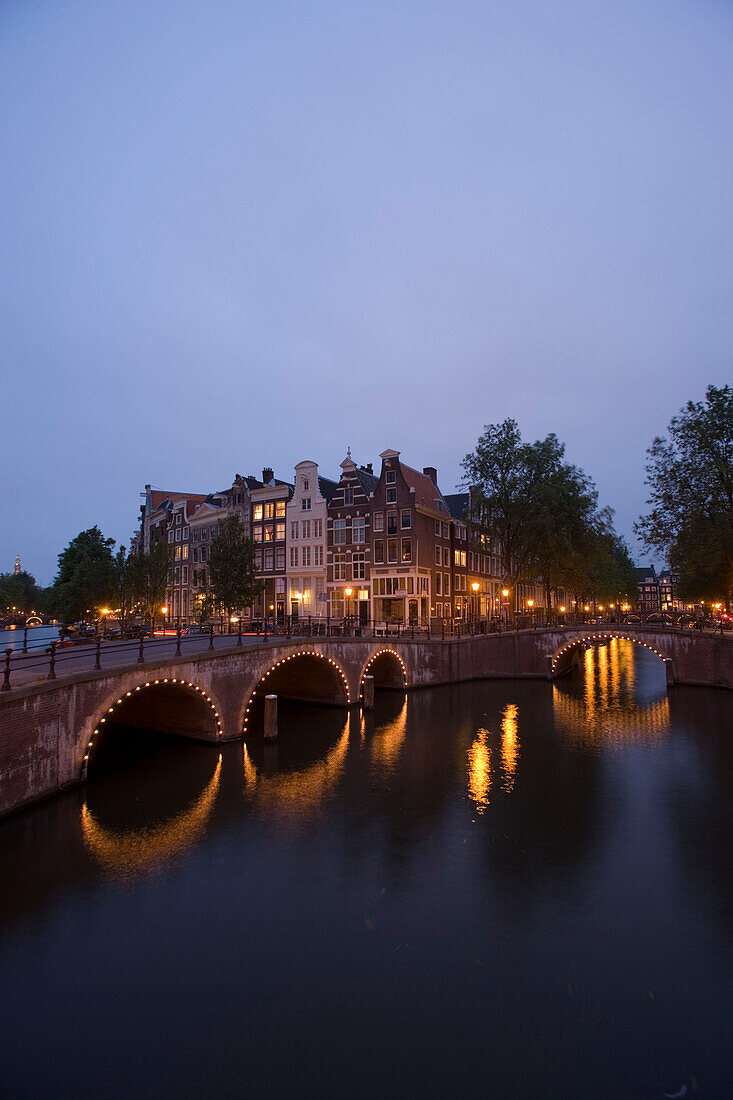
183,624,203,635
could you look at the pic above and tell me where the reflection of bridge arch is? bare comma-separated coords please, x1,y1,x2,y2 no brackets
242,650,350,734
359,649,407,696
24,614,43,626
552,684,671,746
242,718,350,817
81,755,222,875
84,677,223,779
551,631,669,677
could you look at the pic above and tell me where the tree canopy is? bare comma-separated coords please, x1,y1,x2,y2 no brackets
462,419,630,606
208,515,263,618
635,384,733,602
51,526,116,622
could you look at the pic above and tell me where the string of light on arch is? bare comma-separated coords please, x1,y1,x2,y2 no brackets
361,648,407,689
551,633,668,674
83,679,223,770
242,651,351,734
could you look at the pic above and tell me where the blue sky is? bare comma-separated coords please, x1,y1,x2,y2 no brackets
2,0,732,581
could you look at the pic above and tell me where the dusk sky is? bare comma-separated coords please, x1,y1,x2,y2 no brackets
2,0,732,582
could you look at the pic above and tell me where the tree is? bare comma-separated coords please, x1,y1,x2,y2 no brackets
462,419,611,610
635,385,733,603
0,571,43,614
134,539,174,625
208,515,263,621
113,546,142,632
51,527,116,622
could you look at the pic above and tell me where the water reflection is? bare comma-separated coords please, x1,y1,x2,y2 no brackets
553,638,670,746
82,756,221,877
243,714,350,820
367,696,407,773
501,703,519,791
467,703,520,812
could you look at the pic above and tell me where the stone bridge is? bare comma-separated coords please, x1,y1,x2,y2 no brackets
1,627,730,818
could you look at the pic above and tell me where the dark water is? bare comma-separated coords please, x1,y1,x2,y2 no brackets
1,639,731,1099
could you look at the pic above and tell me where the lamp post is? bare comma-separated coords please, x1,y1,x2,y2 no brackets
471,582,480,627
502,588,510,629
344,588,353,635
527,598,534,627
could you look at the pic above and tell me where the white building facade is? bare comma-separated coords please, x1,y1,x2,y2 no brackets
285,460,336,623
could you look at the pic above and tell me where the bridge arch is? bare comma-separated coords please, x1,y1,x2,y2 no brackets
359,648,407,697
83,677,223,779
242,650,350,734
550,631,671,679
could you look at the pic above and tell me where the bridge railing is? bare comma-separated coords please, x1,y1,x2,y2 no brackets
0,615,725,694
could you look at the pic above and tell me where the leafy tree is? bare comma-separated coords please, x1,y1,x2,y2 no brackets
635,384,733,603
134,539,174,625
462,419,615,611
0,571,43,614
208,515,263,621
112,546,142,632
51,527,116,622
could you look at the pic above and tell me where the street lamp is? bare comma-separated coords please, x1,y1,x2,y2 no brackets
502,588,510,628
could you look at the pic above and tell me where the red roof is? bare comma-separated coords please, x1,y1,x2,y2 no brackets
149,490,207,513
399,464,447,513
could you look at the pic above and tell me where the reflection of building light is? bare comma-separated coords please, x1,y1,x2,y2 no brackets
467,728,491,813
369,699,408,771
242,720,350,819
501,704,519,791
81,756,221,876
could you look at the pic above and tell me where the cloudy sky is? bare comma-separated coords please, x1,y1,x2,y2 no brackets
2,0,732,581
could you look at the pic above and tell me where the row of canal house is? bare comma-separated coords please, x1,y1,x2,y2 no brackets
139,449,549,627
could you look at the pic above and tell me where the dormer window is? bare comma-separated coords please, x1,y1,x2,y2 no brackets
386,471,396,484
303,479,309,490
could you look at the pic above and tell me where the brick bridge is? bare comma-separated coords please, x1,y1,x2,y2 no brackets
1,627,730,818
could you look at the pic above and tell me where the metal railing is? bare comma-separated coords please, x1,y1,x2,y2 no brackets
1,613,726,694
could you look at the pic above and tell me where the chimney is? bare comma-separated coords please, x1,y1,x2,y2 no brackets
423,466,437,484
362,462,373,473
262,467,274,484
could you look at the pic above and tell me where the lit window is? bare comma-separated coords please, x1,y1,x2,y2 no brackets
253,504,263,522
276,502,286,518
401,538,412,563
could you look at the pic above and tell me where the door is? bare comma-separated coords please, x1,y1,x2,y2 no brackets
359,600,369,626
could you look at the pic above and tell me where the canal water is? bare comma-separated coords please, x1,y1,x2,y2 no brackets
0,639,731,1098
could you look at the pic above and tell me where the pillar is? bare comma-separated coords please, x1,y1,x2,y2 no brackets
363,674,375,710
264,694,278,741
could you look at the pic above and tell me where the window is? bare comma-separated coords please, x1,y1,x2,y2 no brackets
275,522,285,541
386,470,396,484
401,510,411,529
435,602,443,618
461,550,467,567
175,567,180,583
333,553,347,580
314,545,323,566
201,547,207,562
386,513,397,535
444,573,450,595
313,518,322,538
454,549,461,566
276,501,286,518
264,525,274,542
386,488,396,503
201,528,208,541
443,523,449,539
401,538,412,563
264,549,274,570
209,525,216,538
192,548,198,564
254,550,262,570
387,539,398,563
302,498,311,511
253,504,263,522
276,548,285,571
303,479,309,490
176,513,182,525
265,503,274,520
290,522,298,540
192,570,198,588
334,519,347,544
302,546,311,567
175,529,181,542
436,545,442,564
443,548,450,566
182,566,188,584
435,572,442,595
302,520,310,538
253,527,263,542
182,527,189,539
373,512,384,532
344,487,353,505
182,545,188,559
175,546,181,561
374,540,384,564
168,531,174,543
352,553,365,579
290,547,298,567
435,520,441,536
352,516,365,543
